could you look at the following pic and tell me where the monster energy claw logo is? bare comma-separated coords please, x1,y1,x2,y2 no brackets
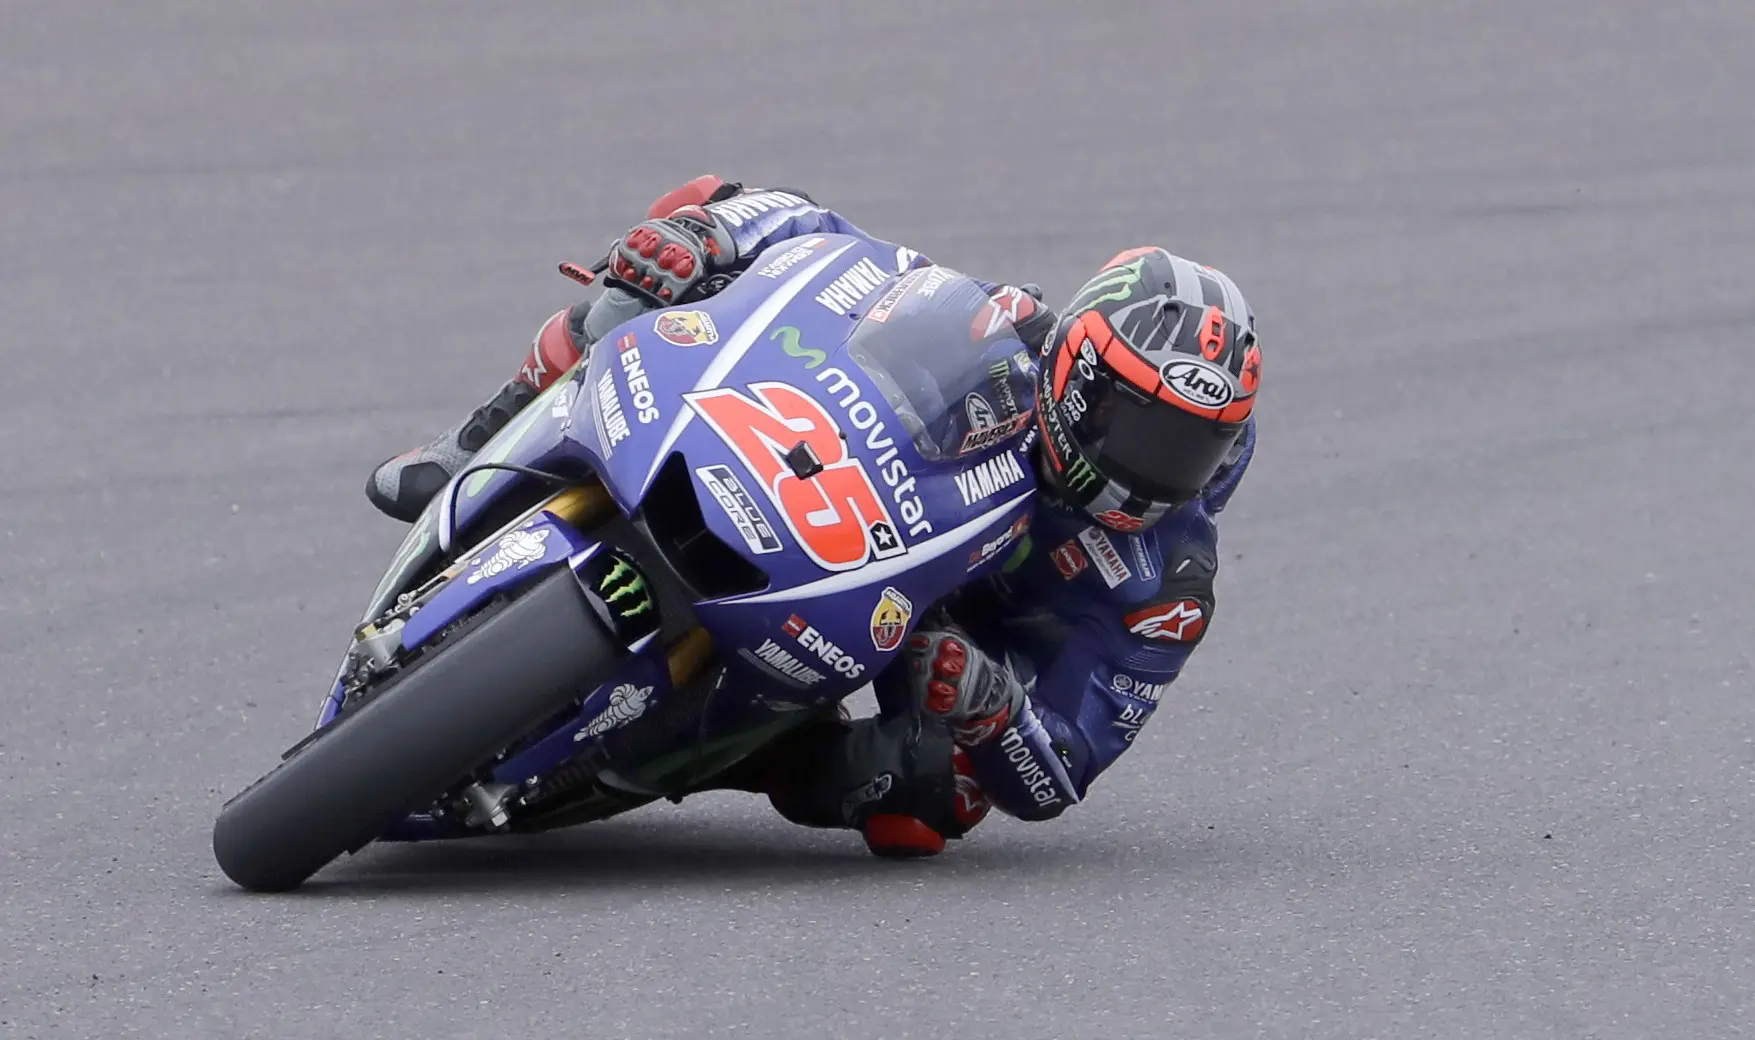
598,557,655,622
1063,457,1101,494
1069,258,1146,311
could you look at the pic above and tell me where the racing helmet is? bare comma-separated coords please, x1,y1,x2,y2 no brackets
1035,247,1261,532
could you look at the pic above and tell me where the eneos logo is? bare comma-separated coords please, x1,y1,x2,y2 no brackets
782,614,866,679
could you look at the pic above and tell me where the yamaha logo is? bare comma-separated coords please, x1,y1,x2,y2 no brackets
1160,358,1234,408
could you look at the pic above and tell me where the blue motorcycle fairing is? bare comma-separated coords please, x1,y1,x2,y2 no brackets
580,236,867,516
573,236,1038,743
328,234,1043,826
484,648,674,787
400,507,598,651
357,368,589,627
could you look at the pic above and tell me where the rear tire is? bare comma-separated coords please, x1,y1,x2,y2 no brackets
213,568,624,892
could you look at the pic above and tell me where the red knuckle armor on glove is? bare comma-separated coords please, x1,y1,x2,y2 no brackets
604,211,734,306
903,625,1025,748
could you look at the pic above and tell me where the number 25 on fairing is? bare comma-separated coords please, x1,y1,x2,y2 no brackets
686,382,906,573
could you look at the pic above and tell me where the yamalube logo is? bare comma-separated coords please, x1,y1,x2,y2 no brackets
1160,358,1234,409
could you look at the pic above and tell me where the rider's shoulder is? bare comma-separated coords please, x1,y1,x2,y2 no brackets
1138,506,1220,600
1122,503,1220,605
1017,503,1220,655
1096,507,1219,651
1025,499,1216,607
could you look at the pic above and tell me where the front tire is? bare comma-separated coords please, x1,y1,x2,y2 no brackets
213,568,625,892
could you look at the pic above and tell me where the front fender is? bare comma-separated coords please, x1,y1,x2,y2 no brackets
400,508,598,652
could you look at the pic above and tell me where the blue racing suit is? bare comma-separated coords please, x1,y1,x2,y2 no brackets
941,450,1252,820
697,186,1255,824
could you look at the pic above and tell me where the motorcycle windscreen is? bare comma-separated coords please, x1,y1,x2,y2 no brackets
844,267,1037,461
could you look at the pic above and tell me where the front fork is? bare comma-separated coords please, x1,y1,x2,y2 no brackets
318,483,716,731
355,481,730,840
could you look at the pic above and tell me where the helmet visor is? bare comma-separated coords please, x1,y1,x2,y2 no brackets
1074,384,1242,506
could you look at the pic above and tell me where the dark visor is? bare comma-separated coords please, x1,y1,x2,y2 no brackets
1075,388,1243,505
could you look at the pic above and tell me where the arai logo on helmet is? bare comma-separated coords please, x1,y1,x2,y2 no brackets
1159,358,1234,409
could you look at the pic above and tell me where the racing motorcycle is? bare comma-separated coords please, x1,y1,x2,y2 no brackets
211,234,1042,891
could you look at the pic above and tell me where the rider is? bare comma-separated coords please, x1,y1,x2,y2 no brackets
367,176,1261,857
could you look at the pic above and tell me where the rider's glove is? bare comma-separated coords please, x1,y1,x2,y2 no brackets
604,206,736,305
1004,284,1059,354
899,620,1026,747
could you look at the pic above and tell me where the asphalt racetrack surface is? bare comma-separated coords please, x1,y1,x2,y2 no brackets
4,3,1753,1037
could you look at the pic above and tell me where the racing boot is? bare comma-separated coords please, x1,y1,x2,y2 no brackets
366,302,591,522
858,743,991,858
708,712,991,857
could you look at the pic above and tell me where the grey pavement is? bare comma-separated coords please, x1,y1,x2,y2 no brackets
2,2,1753,1037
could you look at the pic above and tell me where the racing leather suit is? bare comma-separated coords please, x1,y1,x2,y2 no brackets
623,185,1255,839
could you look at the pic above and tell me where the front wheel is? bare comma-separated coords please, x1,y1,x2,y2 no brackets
212,567,626,892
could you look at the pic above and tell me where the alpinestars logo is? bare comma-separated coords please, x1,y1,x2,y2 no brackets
973,285,1038,340
951,747,990,827
1124,599,1206,642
